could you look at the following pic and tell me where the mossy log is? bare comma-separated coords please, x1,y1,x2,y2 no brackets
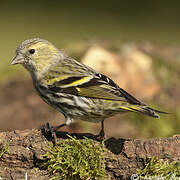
0,129,179,179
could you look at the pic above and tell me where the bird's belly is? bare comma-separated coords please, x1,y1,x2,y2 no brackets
39,91,117,123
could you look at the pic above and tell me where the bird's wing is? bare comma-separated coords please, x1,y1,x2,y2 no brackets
41,57,144,105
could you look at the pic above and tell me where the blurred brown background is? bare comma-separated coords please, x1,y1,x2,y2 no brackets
0,0,180,138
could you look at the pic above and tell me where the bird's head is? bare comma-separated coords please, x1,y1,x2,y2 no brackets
11,38,60,75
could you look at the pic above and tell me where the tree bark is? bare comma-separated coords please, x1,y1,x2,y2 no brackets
0,129,179,180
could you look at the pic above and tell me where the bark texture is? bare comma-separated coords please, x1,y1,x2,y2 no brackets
0,129,179,180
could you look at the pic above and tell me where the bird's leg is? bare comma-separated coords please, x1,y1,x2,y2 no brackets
54,116,72,131
47,123,57,145
99,120,105,137
53,123,67,131
41,122,69,145
49,123,67,145
41,117,72,144
95,120,105,140
40,122,57,146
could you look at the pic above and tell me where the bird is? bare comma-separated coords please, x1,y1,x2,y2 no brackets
11,38,166,138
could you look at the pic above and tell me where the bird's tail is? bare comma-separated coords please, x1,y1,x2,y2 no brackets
119,105,168,118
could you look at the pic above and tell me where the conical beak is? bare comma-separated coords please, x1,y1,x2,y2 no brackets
11,54,24,65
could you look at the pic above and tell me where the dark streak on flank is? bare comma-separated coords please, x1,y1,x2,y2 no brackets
57,102,86,113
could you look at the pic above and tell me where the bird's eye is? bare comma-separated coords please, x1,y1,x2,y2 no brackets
29,49,35,54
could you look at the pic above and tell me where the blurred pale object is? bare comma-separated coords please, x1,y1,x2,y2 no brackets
82,45,160,100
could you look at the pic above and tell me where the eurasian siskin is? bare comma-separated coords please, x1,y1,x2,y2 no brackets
11,38,166,137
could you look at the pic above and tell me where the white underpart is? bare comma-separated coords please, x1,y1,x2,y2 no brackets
66,116,73,125
58,96,75,106
73,96,90,109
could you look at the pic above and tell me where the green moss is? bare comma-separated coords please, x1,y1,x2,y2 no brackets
137,157,180,179
0,142,10,158
41,135,106,180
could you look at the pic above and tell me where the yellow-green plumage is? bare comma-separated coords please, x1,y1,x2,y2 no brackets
11,38,166,135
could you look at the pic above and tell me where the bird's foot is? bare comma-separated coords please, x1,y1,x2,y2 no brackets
40,122,57,146
93,129,105,141
53,123,67,131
